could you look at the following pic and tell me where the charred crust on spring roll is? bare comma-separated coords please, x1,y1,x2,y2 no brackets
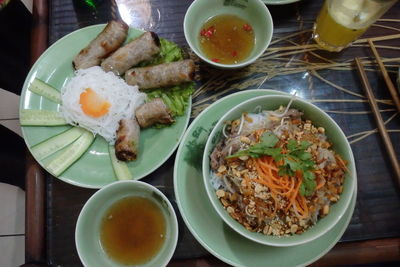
115,118,140,161
150,31,161,47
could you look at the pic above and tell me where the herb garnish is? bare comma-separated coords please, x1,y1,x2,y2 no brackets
227,132,317,196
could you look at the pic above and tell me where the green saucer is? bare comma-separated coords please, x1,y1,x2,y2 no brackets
174,89,356,267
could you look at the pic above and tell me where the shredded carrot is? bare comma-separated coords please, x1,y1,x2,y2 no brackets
286,174,302,212
255,163,287,190
254,156,311,219
294,194,309,219
335,155,349,172
280,177,295,196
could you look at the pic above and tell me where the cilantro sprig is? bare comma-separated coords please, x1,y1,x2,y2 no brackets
227,132,317,196
226,132,281,159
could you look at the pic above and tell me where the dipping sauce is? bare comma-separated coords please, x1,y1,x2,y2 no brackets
100,196,166,265
199,14,255,65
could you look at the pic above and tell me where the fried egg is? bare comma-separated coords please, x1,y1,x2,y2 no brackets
61,66,146,143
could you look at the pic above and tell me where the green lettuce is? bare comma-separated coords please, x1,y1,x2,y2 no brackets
139,38,184,66
146,83,194,117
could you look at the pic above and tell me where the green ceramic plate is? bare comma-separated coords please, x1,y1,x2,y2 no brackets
174,89,356,267
20,24,191,188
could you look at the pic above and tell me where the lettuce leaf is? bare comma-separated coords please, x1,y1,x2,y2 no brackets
139,38,184,67
146,83,194,117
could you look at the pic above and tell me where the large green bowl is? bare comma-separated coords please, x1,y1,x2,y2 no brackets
184,0,273,69
202,95,357,246
75,180,178,266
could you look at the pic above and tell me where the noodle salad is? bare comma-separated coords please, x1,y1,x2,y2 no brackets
209,106,348,236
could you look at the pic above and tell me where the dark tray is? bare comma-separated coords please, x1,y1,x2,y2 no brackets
42,0,400,266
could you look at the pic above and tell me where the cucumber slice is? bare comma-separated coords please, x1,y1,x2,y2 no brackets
28,78,62,104
109,145,133,180
31,127,85,161
46,130,95,176
20,110,67,126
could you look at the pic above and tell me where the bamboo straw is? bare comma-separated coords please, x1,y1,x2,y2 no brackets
368,39,400,114
354,57,400,187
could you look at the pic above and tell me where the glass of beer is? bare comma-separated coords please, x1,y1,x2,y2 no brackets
313,0,397,52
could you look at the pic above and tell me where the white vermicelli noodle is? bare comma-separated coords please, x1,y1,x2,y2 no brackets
60,66,146,144
210,171,225,190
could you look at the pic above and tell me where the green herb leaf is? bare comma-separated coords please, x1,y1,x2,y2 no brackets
287,140,297,151
301,171,316,196
225,131,317,196
300,140,311,150
303,171,315,181
280,139,316,196
227,132,281,159
261,132,279,147
285,157,301,172
139,38,183,67
299,183,306,196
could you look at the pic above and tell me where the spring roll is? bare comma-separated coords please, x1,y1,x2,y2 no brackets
125,59,195,89
115,117,140,161
73,20,128,70
135,98,174,128
101,32,161,75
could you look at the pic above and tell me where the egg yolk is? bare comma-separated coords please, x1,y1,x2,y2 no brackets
79,88,111,118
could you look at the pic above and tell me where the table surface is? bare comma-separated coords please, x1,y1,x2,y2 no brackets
30,0,400,266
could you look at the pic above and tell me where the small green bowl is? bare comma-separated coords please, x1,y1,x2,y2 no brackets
75,180,178,266
184,0,273,69
202,95,357,246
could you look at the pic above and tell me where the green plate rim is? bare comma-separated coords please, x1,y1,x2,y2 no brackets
20,24,191,189
174,89,357,267
263,0,300,5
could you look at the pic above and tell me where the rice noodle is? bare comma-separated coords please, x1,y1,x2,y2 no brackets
237,114,245,135
222,123,229,138
210,171,224,190
269,92,297,118
223,175,236,193
273,117,289,137
292,202,302,219
253,105,262,114
61,66,146,143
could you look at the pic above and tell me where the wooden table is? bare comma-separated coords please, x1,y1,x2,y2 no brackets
25,0,400,266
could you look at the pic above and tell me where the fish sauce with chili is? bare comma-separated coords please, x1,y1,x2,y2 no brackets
199,14,255,64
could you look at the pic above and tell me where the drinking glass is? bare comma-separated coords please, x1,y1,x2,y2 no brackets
313,0,397,52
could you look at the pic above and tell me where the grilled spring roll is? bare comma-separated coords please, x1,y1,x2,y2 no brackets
115,117,140,161
73,20,128,70
125,59,195,89
135,98,174,128
101,32,161,75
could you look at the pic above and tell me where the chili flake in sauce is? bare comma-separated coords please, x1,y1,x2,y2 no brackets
199,14,255,65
